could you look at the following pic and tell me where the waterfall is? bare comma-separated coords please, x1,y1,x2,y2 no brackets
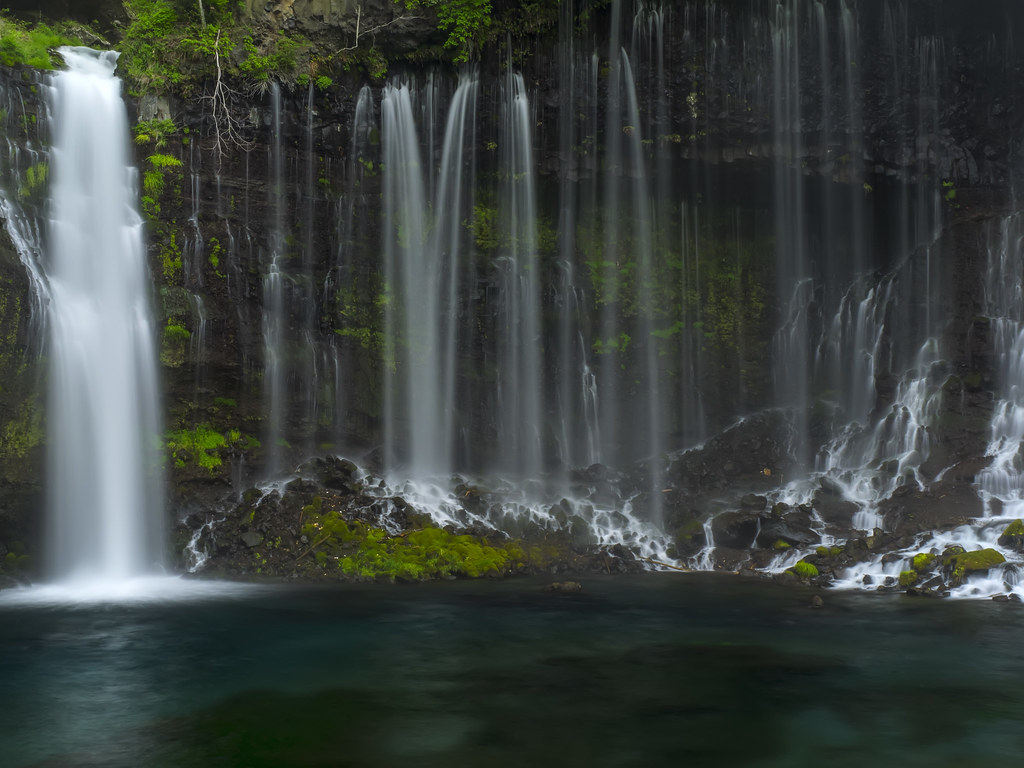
978,215,1024,516
45,47,164,583
262,82,286,475
496,71,542,477
381,76,477,477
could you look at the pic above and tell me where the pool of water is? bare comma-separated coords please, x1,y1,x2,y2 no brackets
2,573,1023,767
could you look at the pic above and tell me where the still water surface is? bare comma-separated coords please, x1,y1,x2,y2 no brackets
2,574,1022,767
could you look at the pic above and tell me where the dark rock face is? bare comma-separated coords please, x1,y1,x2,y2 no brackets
2,0,1024,585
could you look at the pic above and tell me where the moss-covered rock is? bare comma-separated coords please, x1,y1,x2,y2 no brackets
911,552,936,572
789,560,818,580
942,548,1006,587
898,570,918,587
998,520,1024,552
941,548,1006,572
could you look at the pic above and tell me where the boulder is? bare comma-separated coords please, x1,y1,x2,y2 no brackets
997,520,1024,552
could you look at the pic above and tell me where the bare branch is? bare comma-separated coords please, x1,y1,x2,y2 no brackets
337,6,423,53
197,28,254,172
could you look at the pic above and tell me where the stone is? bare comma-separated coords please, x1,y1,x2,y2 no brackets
740,493,768,510
544,581,582,593
997,520,1024,552
240,531,263,548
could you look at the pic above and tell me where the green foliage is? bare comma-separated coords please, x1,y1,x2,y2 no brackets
237,33,308,84
315,74,333,91
121,0,310,94
399,0,492,62
337,45,388,81
149,153,183,169
160,232,182,282
165,424,227,471
0,15,84,69
134,119,177,149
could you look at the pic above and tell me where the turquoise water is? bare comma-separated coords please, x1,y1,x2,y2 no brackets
2,574,1023,767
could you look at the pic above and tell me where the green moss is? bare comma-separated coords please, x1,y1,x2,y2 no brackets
898,570,918,588
911,552,936,572
165,424,227,472
0,395,43,462
942,548,1006,573
17,161,47,202
160,318,189,366
789,560,818,579
774,540,791,550
301,510,522,581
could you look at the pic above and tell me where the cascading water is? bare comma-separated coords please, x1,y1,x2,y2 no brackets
45,48,164,583
496,71,542,477
979,215,1024,517
262,83,286,475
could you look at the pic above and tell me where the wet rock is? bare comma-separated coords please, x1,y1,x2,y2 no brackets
740,493,767,510
240,530,263,548
809,595,824,609
544,581,582,593
711,511,760,549
756,511,817,548
997,519,1024,552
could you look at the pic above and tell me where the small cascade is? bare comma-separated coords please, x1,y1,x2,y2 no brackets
45,48,164,583
978,215,1024,516
183,141,204,288
189,292,207,391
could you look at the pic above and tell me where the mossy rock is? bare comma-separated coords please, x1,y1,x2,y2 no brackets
942,548,1007,573
898,570,918,588
911,552,936,572
789,560,818,580
998,520,1024,552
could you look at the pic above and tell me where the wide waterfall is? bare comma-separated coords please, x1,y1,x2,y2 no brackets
45,48,164,584
0,0,1015,600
